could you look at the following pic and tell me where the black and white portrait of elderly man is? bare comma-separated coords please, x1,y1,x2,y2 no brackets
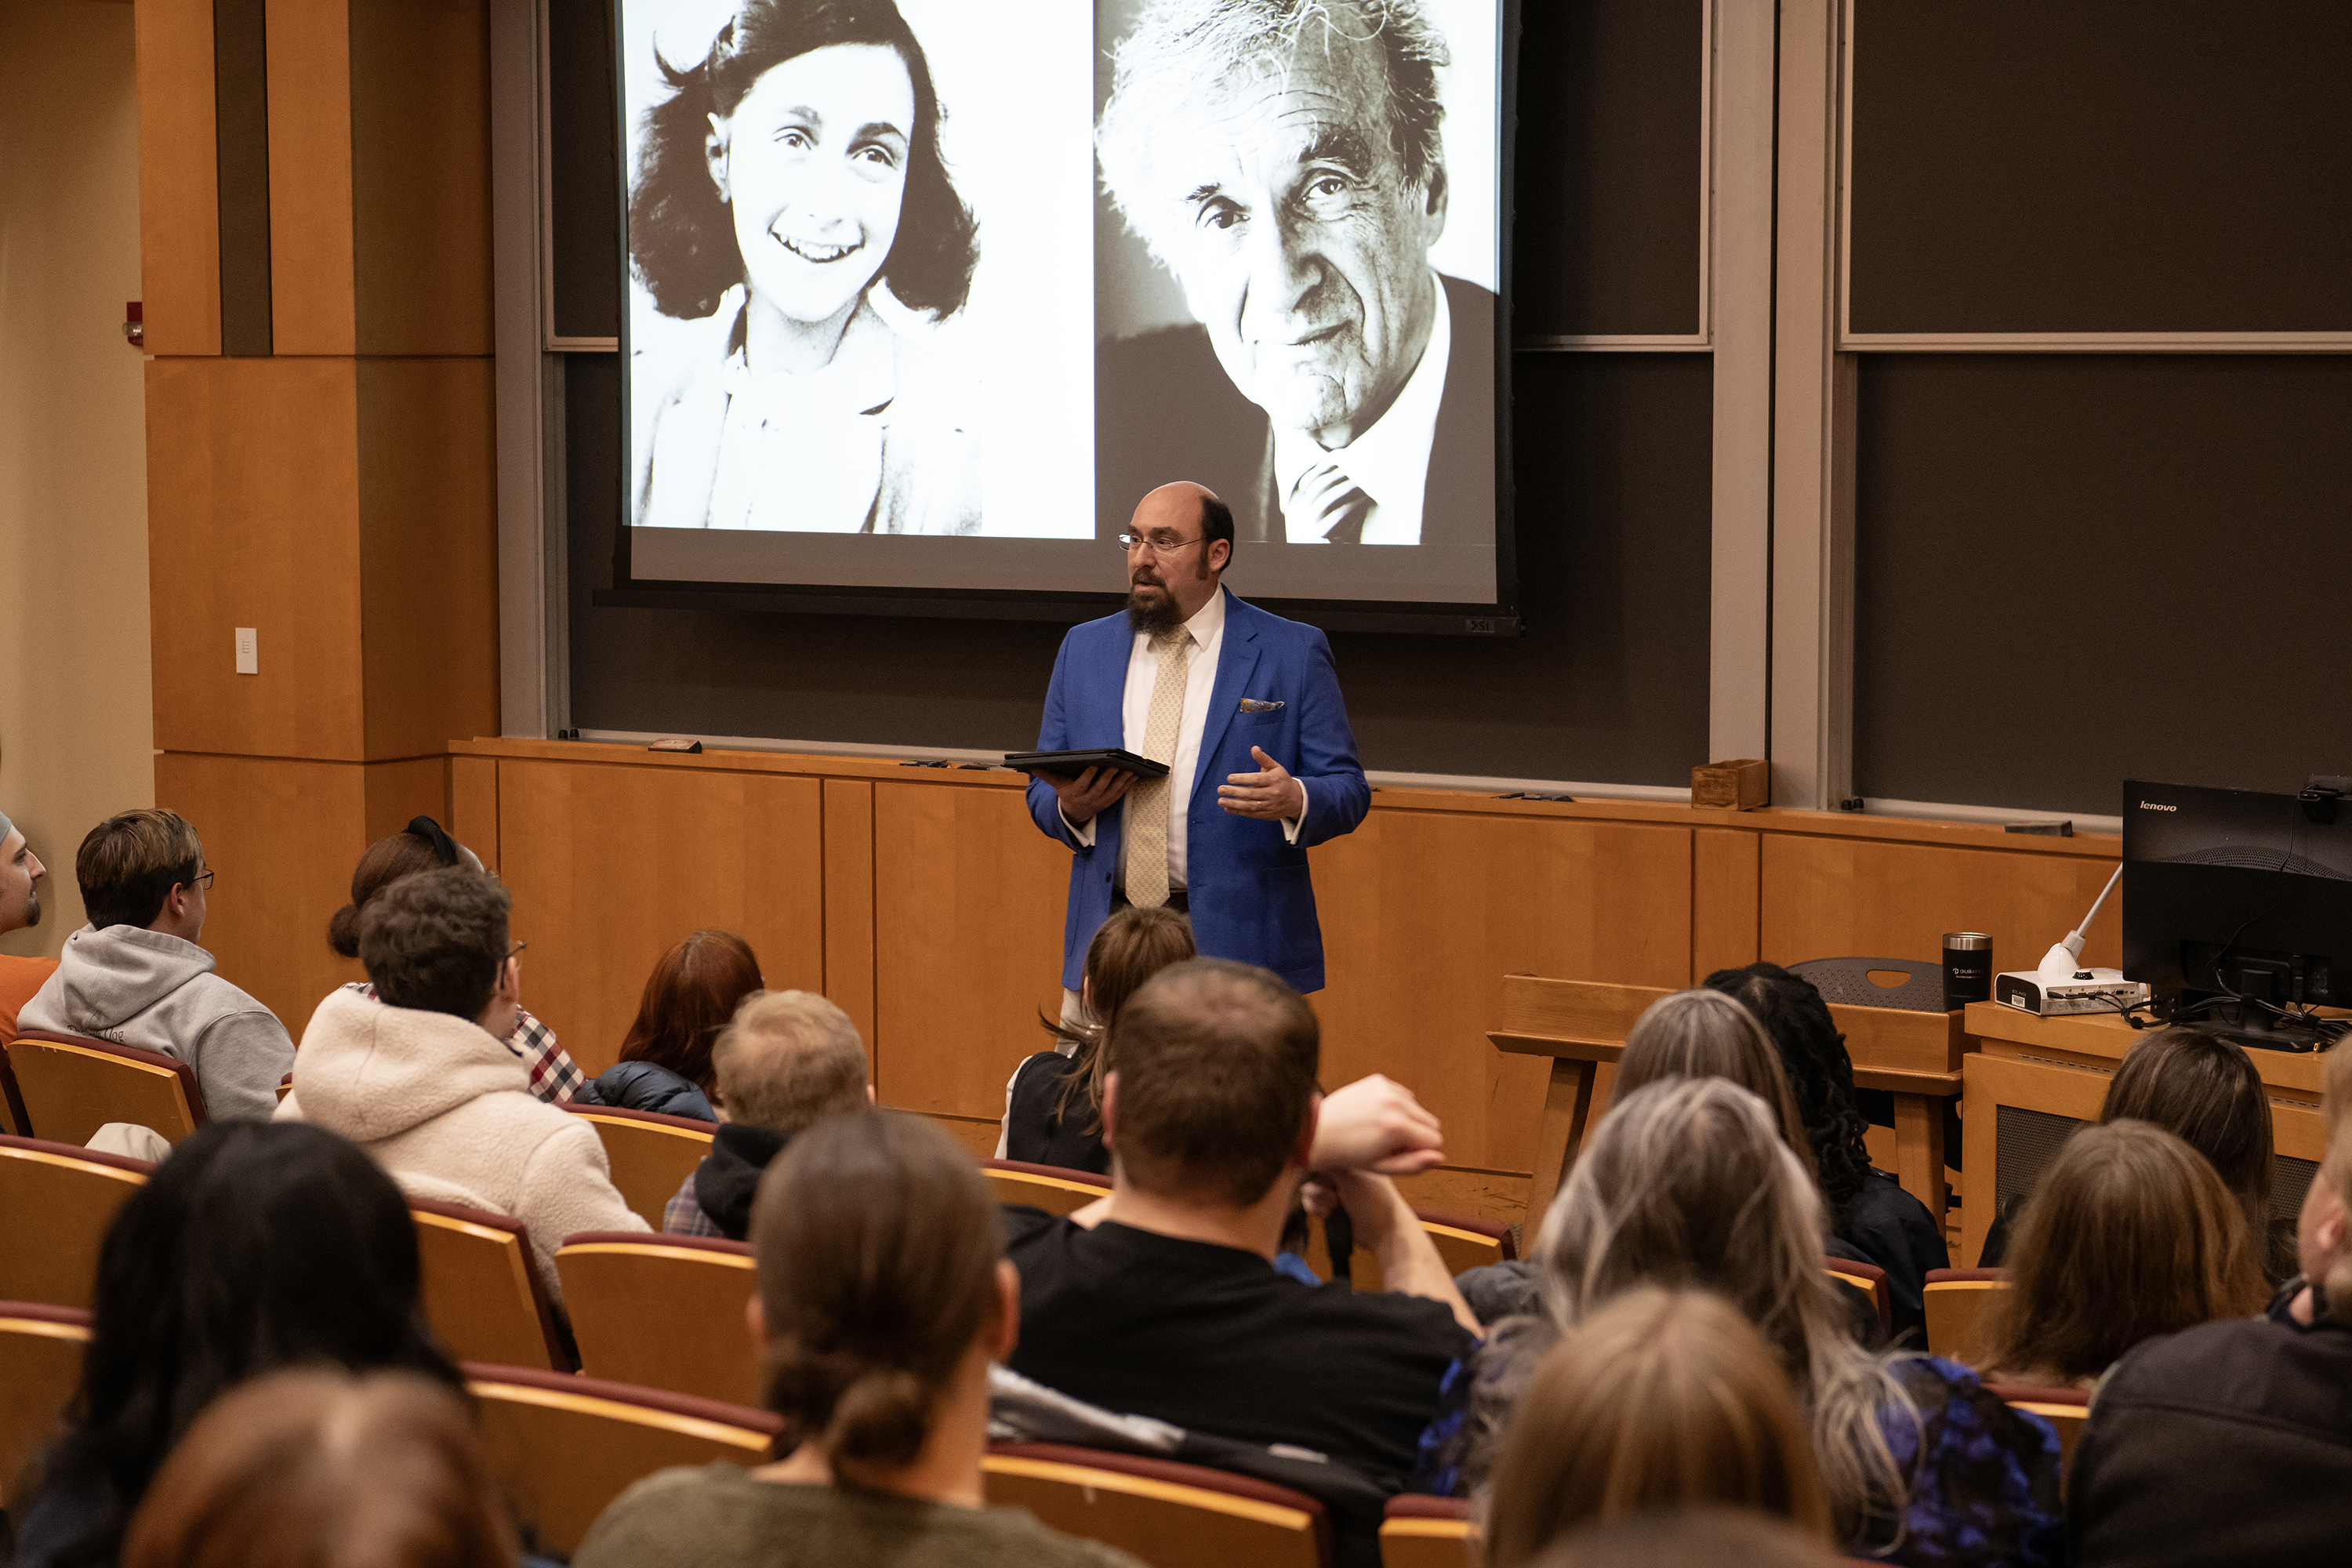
1092,0,1497,550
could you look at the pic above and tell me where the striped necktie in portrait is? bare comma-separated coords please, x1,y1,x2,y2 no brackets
1290,461,1374,543
1121,628,1191,909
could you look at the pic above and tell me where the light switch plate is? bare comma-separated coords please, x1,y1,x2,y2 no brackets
234,627,258,675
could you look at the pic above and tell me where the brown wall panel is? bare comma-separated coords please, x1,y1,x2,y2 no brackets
448,755,499,869
1759,834,2122,978
869,783,1068,1120
495,759,826,1074
1311,808,1694,1174
145,357,366,760
821,779,877,1060
264,0,357,354
1691,826,1762,982
134,0,222,355
361,755,450,844
357,358,500,759
349,0,493,355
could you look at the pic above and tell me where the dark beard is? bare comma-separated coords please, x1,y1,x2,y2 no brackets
20,891,36,928
1125,584,1184,636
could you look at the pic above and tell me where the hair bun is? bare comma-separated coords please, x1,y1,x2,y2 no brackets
827,1365,931,1468
327,904,365,959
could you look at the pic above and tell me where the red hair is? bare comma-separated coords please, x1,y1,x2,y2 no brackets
617,929,764,1090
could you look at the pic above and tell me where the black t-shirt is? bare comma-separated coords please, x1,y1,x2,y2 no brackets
1002,1208,1475,1490
1003,1052,1110,1174
1834,1169,1951,1349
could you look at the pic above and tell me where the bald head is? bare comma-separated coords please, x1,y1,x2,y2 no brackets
1123,483,1234,633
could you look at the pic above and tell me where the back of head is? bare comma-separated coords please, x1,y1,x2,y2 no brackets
1617,991,1817,1182
328,823,474,959
1104,957,1319,1209
121,1370,515,1568
2100,1027,2274,1232
55,1123,456,1551
1518,1508,1841,1568
751,1111,1001,1467
1703,964,1873,1212
358,867,510,1019
1483,1290,1831,1567
77,809,204,932
1982,1118,2267,1384
710,989,867,1132
618,929,765,1089
1048,906,1198,1127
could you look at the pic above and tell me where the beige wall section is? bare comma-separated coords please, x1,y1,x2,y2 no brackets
0,0,158,960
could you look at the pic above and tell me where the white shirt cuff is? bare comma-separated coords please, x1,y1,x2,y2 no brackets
1061,804,1096,848
1281,779,1308,844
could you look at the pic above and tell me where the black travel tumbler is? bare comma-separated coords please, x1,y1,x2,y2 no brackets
1943,932,1994,1011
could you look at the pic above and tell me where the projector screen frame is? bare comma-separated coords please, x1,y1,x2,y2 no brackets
601,0,1522,637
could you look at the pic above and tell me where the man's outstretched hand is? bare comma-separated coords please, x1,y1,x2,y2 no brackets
1219,746,1305,821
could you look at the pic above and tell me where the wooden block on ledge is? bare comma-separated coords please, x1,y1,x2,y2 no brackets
1692,758,1770,811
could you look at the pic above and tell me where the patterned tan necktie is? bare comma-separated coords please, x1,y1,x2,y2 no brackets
1290,462,1376,543
1122,629,1191,907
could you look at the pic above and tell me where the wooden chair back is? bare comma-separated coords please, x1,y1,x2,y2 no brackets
0,1046,29,1135
1380,1494,1472,1568
1824,1255,1894,1340
1308,1208,1518,1291
984,1442,1331,1568
555,1232,760,1406
0,1135,153,1308
0,1301,93,1494
564,1105,715,1230
1987,1382,2089,1477
466,1362,780,1559
982,1157,1111,1217
6,1030,206,1146
1922,1267,2007,1367
409,1199,565,1371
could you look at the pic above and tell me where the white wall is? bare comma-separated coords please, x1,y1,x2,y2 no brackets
0,0,155,957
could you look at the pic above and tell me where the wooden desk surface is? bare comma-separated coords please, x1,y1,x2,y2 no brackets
1963,1001,2331,1097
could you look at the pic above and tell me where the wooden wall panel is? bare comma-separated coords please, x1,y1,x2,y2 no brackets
821,779,877,1059
357,359,499,758
448,755,499,869
1311,810,1695,1175
494,759,826,1073
1760,834,2122,975
146,358,365,760
870,783,1068,1120
153,753,372,1040
1692,826,1762,982
133,0,221,355
361,756,451,844
264,0,357,354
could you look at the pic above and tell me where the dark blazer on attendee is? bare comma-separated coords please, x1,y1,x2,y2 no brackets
1026,588,1370,994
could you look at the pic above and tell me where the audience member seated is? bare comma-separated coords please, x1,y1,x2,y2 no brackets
1479,1288,1832,1567
1705,964,1950,1343
0,807,57,1049
2095,1026,2288,1281
327,817,584,1103
2067,1043,2352,1567
1418,1078,2063,1566
10,1122,466,1568
663,990,871,1240
574,929,765,1121
278,866,644,1300
1528,1508,1841,1568
1976,1119,2266,1389
572,1110,1144,1568
120,1370,521,1568
998,905,1194,1173
1003,957,1471,1547
19,808,292,1120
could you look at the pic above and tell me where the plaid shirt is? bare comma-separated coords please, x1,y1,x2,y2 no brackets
662,1168,722,1237
339,982,584,1104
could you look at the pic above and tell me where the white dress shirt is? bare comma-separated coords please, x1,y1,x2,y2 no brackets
1274,272,1450,546
1063,588,1305,887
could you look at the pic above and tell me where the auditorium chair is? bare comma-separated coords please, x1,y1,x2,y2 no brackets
5,1029,206,1146
1986,1382,2089,1477
409,1198,567,1371
1,1047,29,1134
982,1156,1111,1216
1380,1494,1471,1568
0,1301,91,1494
1824,1255,1894,1341
0,1134,152,1308
984,1441,1331,1568
555,1231,760,1405
277,1070,292,1105
564,1104,716,1230
1308,1207,1518,1292
1922,1267,2007,1367
465,1363,780,1559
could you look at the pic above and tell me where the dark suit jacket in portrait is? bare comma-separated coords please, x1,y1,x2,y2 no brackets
1095,273,1497,548
1025,588,1371,994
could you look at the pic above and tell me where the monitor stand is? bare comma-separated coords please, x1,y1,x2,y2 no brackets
2170,1014,2328,1055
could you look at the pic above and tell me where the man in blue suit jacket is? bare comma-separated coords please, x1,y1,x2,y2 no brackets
1028,483,1370,995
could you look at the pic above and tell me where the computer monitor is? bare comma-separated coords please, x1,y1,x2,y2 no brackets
2123,779,2352,1039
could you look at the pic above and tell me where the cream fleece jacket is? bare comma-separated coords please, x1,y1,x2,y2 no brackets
278,988,645,1301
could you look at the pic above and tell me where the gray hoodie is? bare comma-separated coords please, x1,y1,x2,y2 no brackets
18,924,294,1122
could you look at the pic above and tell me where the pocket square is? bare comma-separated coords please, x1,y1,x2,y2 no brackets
1239,698,1285,713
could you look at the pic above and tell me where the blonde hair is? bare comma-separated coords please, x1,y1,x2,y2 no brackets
1615,989,1819,1185
710,991,868,1133
1479,1289,1832,1568
1495,1079,1914,1548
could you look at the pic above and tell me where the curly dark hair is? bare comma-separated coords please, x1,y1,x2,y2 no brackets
629,0,978,321
1704,963,1876,1217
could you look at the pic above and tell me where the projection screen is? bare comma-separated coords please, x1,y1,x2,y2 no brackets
619,0,1504,608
